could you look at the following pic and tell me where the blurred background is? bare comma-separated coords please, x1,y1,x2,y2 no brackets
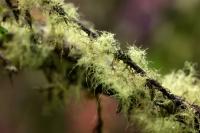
1,0,200,132
69,0,200,73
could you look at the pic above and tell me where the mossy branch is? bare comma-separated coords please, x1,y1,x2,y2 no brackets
1,0,200,132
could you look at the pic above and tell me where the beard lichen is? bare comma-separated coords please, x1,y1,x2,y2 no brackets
0,0,200,132
163,62,200,105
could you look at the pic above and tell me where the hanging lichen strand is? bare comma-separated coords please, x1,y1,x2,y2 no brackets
0,0,200,132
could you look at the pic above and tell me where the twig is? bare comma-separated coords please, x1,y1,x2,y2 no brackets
93,94,103,133
51,4,99,38
116,50,200,114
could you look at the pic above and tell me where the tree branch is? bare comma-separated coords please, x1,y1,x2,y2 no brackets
2,0,200,131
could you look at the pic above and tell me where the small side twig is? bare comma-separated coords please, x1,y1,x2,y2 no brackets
93,94,103,133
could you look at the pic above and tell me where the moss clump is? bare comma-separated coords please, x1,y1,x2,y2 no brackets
163,62,200,105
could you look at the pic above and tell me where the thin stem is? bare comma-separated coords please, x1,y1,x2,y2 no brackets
93,95,103,133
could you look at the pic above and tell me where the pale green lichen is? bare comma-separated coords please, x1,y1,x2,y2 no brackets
18,0,43,9
1,0,200,132
62,3,79,20
128,45,147,69
128,45,159,79
163,62,200,104
1,22,53,69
